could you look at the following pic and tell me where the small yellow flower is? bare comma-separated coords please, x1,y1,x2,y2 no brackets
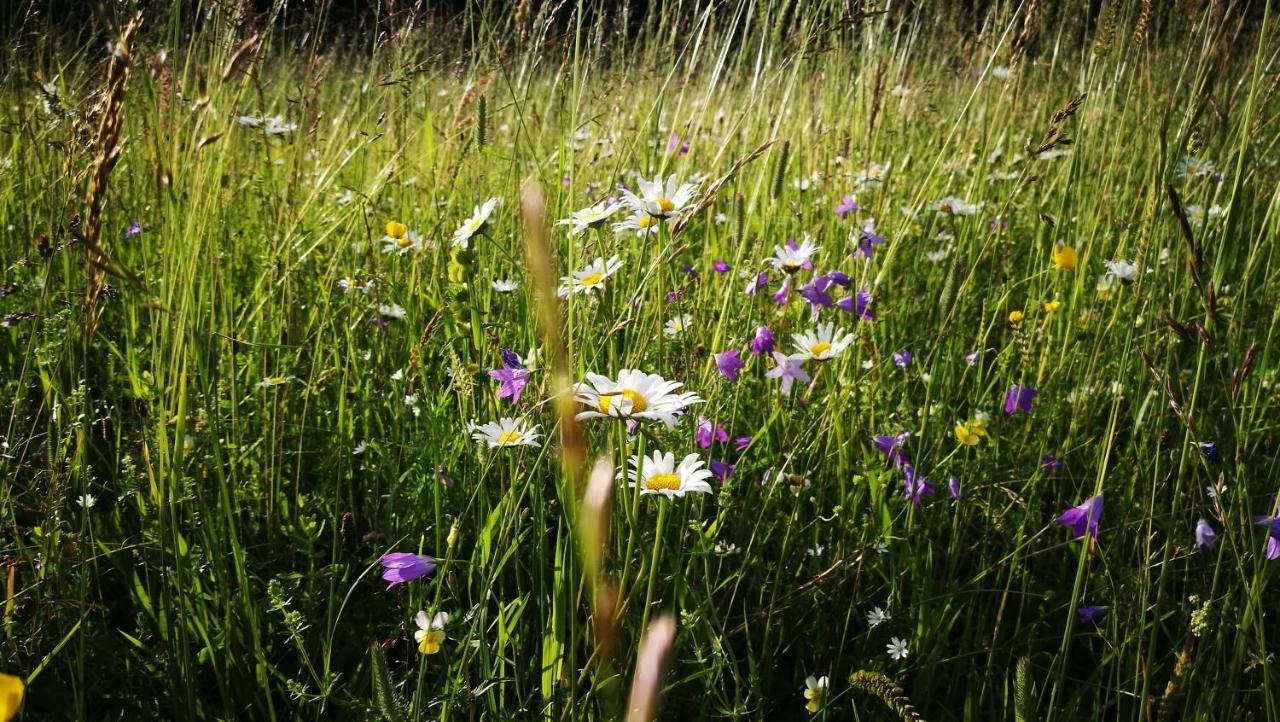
1008,310,1024,324
1052,244,1078,270
1044,300,1062,313
0,673,22,722
955,424,981,446
447,521,459,549
385,220,407,239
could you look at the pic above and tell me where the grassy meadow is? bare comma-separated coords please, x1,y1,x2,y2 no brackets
2,0,1280,719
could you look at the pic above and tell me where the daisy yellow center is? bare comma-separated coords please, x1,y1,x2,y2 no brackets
467,218,483,232
598,388,647,414
397,237,413,248
497,431,522,444
580,272,605,287
657,198,675,212
940,202,952,213
581,211,603,222
645,473,681,491
809,342,832,356
637,215,659,229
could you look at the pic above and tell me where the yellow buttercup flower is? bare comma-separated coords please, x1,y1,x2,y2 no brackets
0,673,22,722
1052,243,1078,270
1044,300,1062,313
1008,310,1024,324
385,220,407,239
955,424,981,446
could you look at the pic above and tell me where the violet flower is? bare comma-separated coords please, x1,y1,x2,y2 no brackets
666,132,689,156
947,476,964,500
1076,605,1104,624
696,417,729,449
772,278,791,306
765,351,810,394
835,194,859,219
733,436,752,451
1194,519,1217,551
893,349,911,368
1004,384,1038,415
710,459,734,481
487,348,530,404
750,326,775,356
1057,496,1103,541
1196,441,1220,463
799,274,834,314
903,464,935,505
712,260,730,273
872,432,910,468
745,271,769,297
714,349,745,381
1252,514,1280,560
126,219,142,236
379,552,436,589
851,287,875,321
1042,453,1063,469
855,219,885,260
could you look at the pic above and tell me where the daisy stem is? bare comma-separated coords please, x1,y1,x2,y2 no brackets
640,499,668,636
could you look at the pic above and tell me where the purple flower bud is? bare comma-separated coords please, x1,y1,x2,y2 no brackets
750,326,775,356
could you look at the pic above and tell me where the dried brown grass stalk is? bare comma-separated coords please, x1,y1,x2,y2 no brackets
83,13,143,329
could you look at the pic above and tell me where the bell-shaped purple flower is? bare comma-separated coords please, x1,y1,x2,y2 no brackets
903,464,935,505
1057,496,1103,541
1194,518,1217,551
750,326,775,356
379,552,436,589
714,349,745,381
488,348,530,404
1004,384,1038,415
835,194,859,219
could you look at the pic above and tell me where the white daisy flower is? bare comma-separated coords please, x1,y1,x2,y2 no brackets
867,607,891,628
492,278,520,293
928,196,978,216
257,375,295,388
612,211,664,236
77,494,97,509
855,163,888,187
791,323,854,361
573,369,703,427
558,200,623,235
452,197,499,248
620,173,698,218
377,303,407,319
413,611,449,655
235,113,297,135
1176,155,1215,179
1104,259,1139,283
765,235,821,274
468,417,542,449
559,256,623,296
925,247,952,263
664,314,692,336
338,277,374,294
625,450,714,498
886,637,910,660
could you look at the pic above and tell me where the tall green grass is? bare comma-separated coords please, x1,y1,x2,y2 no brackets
1,0,1278,719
